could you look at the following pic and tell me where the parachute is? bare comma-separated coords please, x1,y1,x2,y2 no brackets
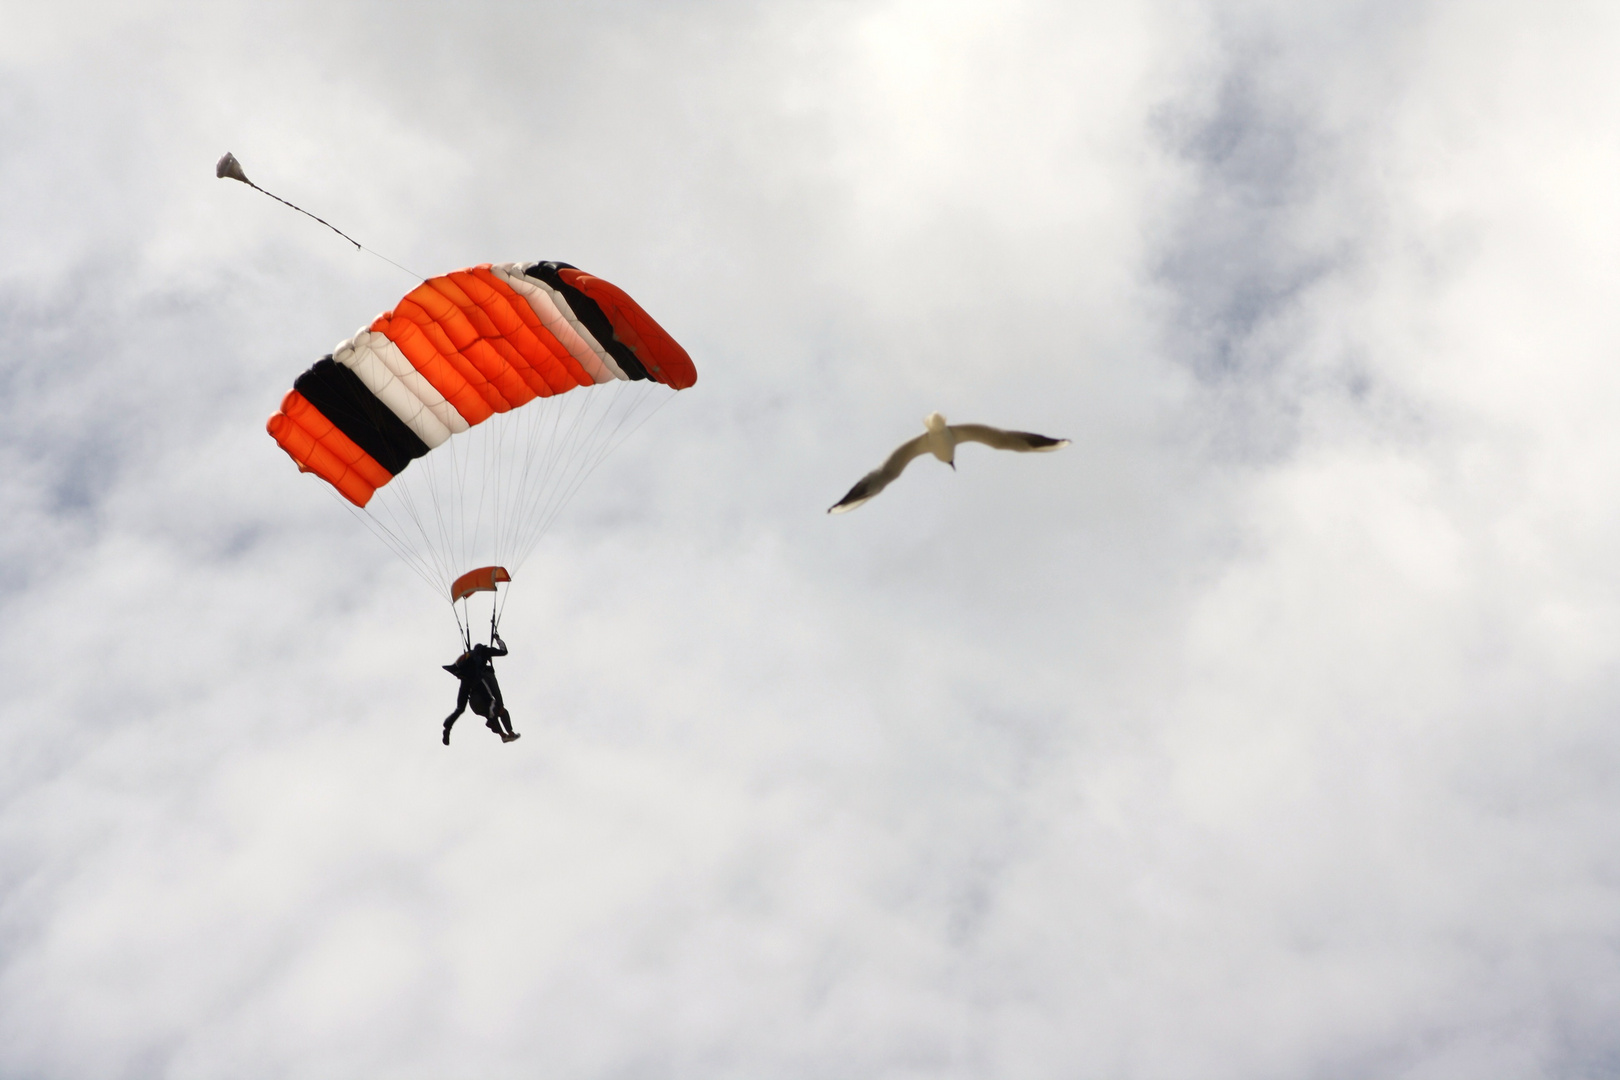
268,261,695,639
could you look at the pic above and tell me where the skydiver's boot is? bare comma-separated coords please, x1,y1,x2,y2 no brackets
495,707,518,743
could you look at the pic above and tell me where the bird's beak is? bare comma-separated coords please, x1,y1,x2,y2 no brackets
949,461,956,471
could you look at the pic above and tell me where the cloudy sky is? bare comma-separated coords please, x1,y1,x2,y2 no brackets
3,1,1620,1076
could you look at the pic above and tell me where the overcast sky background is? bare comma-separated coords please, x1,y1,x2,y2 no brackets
2,1,1619,1077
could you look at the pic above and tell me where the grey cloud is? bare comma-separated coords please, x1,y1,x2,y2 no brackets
1,2,1619,1078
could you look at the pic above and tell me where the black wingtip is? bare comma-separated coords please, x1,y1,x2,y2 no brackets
828,493,868,514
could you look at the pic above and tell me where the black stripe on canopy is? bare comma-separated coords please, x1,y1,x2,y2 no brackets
294,356,431,476
523,261,651,381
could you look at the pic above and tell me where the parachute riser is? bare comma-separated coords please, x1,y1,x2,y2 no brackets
453,597,473,653
456,589,502,647
450,567,509,648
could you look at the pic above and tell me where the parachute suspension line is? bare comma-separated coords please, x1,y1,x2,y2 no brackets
510,382,615,565
453,387,557,579
507,382,671,571
499,402,532,566
485,401,506,571
367,452,454,594
454,598,472,653
434,436,462,583
560,386,673,522
457,415,475,572
494,399,538,569
492,388,559,572
532,388,664,549
393,471,450,586
533,387,604,532
509,394,573,566
456,415,476,572
350,493,450,600
429,430,454,576
505,401,539,560
419,428,462,587
214,152,424,283
397,475,457,592
466,403,497,576
503,393,574,570
507,397,556,562
338,382,674,610
496,568,514,627
326,377,676,625
558,385,665,513
355,423,476,603
332,491,443,597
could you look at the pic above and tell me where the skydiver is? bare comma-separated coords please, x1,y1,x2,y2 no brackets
442,632,519,745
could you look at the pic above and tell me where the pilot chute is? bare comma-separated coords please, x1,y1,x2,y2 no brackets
451,566,511,604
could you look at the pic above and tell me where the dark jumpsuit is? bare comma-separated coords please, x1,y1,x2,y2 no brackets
442,637,514,742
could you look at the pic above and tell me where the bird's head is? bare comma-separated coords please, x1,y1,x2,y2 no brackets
924,412,948,434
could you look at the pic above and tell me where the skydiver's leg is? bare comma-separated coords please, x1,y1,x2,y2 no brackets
468,689,502,736
443,685,469,745
480,680,517,740
477,677,516,738
471,677,504,737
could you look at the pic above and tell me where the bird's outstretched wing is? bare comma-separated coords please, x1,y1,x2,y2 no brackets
828,434,931,513
950,424,1070,452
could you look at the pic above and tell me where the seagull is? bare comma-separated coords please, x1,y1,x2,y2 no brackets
828,412,1070,514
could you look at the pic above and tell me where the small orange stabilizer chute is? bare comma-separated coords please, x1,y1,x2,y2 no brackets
450,566,511,604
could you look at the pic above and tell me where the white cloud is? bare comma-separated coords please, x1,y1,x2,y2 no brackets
1,1,1618,1077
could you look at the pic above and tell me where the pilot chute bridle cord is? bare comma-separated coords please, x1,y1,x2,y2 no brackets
215,152,424,282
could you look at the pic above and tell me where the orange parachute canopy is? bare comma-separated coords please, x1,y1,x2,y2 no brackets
267,261,694,609
267,261,695,508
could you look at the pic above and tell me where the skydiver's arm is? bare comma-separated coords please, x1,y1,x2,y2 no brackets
489,636,507,657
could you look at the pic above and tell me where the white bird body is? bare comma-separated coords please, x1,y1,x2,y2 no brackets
921,411,957,464
828,412,1068,513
